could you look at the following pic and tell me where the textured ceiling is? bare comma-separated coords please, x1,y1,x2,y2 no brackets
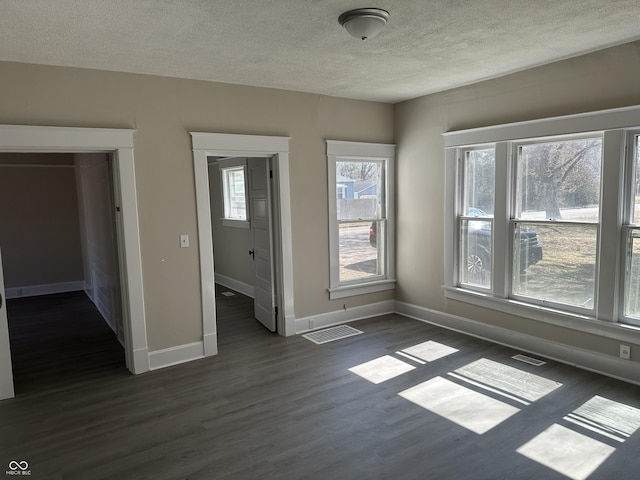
2,0,640,103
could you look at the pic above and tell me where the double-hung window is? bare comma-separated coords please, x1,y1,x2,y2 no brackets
459,147,495,289
445,105,640,334
512,137,602,310
327,140,396,299
219,157,249,228
623,132,640,323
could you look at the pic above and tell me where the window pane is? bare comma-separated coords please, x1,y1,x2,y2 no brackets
516,138,602,222
339,221,383,282
632,136,640,224
460,219,492,288
223,167,246,220
463,149,495,216
513,223,596,308
624,230,640,319
336,160,383,221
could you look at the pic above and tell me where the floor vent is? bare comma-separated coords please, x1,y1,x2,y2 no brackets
221,291,235,297
303,325,363,345
512,354,546,366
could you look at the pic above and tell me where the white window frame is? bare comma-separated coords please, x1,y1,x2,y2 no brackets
508,135,603,315
458,145,496,293
327,140,396,299
621,130,640,325
219,157,250,229
444,105,640,342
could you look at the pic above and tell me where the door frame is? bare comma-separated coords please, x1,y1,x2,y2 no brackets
191,133,295,356
0,125,148,400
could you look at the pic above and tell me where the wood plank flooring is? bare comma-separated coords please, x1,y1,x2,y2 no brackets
1,288,640,479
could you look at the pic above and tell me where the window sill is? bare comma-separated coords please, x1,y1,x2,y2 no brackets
328,279,396,299
443,286,640,344
222,219,250,229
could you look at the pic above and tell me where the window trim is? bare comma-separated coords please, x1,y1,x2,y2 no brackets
326,140,396,299
218,157,250,229
444,105,640,338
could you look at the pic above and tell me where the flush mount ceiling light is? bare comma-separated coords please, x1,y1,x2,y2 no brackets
338,8,390,41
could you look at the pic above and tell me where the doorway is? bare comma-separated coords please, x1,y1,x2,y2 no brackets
208,156,277,335
191,132,295,357
0,152,124,394
0,125,148,401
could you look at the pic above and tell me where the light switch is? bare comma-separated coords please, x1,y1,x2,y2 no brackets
180,234,189,248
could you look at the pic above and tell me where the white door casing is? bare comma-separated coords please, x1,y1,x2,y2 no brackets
0,125,148,401
0,247,15,399
249,158,276,331
191,132,294,357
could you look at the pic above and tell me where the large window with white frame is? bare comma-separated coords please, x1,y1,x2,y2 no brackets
445,106,640,334
327,140,396,299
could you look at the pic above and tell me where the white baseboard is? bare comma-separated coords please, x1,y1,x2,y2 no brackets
148,342,205,371
215,273,254,298
395,300,640,386
296,300,395,334
203,333,218,356
5,280,84,299
132,347,150,374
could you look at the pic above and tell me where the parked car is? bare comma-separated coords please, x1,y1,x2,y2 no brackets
368,210,543,280
466,208,543,280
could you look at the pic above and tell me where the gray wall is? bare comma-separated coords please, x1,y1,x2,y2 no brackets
75,153,122,341
0,61,394,351
0,153,84,290
394,41,640,364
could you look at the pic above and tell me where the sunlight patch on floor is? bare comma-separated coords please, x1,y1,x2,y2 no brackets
398,340,459,363
517,395,640,479
450,358,562,405
349,355,416,384
517,424,616,480
398,376,520,434
564,395,640,443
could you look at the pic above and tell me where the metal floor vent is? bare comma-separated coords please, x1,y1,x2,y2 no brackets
512,354,546,366
221,291,235,297
303,325,363,345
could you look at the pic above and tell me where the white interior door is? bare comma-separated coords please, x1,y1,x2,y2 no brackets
249,158,276,332
0,246,15,399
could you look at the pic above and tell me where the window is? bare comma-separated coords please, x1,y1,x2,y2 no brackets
512,137,602,310
624,133,640,321
445,105,640,335
327,140,395,299
219,157,249,228
460,147,495,289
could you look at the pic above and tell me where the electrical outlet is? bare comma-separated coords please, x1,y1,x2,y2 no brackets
620,344,631,360
309,318,314,330
180,234,189,248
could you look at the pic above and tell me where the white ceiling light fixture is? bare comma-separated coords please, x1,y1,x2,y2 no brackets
338,8,390,41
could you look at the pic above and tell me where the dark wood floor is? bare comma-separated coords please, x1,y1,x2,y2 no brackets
1,288,640,479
